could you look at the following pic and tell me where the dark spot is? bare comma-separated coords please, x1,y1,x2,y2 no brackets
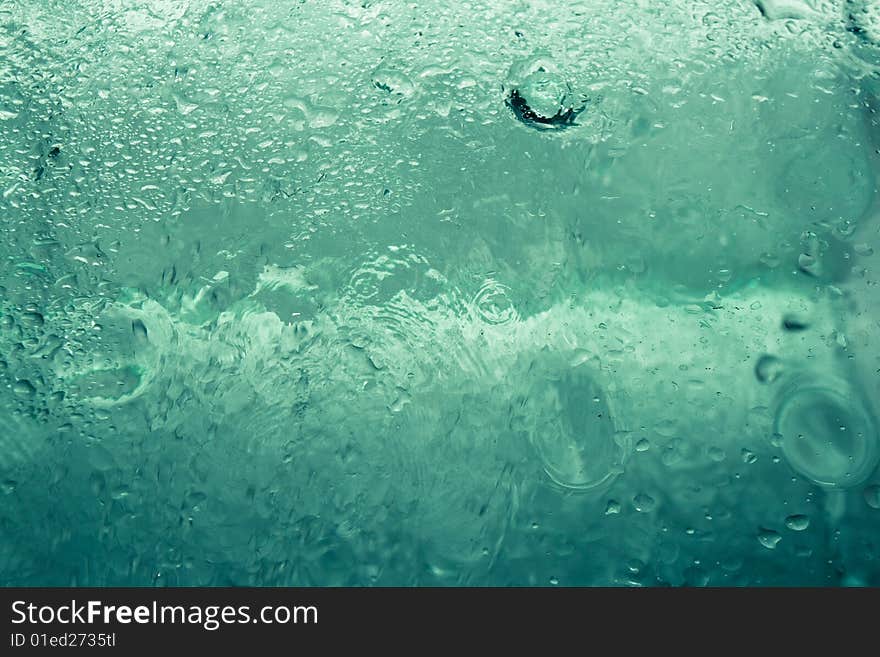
48,146,60,158
846,1,877,43
505,89,584,130
754,354,783,384
782,315,809,332
131,319,148,341
847,18,866,37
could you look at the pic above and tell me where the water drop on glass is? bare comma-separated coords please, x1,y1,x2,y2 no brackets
784,514,810,531
757,528,781,549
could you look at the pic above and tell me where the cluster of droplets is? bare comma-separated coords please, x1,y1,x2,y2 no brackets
0,0,879,586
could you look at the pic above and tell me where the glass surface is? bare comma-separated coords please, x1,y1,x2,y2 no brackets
1,0,879,585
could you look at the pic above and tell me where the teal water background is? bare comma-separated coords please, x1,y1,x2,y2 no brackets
1,0,880,585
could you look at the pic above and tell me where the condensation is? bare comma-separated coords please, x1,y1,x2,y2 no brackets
1,0,879,585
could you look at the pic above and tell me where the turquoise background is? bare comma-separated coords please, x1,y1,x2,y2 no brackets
1,0,879,585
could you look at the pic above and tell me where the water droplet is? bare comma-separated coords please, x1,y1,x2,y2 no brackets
371,67,415,99
785,514,810,531
633,493,655,513
89,472,106,496
757,528,781,549
755,354,784,384
773,377,879,488
472,279,518,325
111,486,130,500
635,438,651,452
526,366,624,491
753,0,814,21
173,93,199,116
132,319,148,343
389,388,411,413
707,446,726,462
504,55,584,130
864,485,880,510
20,312,44,327
848,0,880,47
797,253,821,277
12,380,35,397
605,499,621,515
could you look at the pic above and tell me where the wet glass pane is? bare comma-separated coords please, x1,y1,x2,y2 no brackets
1,0,879,586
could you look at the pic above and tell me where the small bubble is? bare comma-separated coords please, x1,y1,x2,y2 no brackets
635,438,651,452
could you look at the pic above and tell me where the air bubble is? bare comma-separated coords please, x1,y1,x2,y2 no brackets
773,376,879,488
504,55,584,130
472,279,519,326
523,363,626,492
